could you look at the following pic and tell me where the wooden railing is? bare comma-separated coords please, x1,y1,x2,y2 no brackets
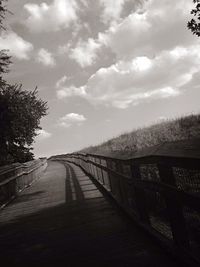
0,158,47,209
52,152,200,266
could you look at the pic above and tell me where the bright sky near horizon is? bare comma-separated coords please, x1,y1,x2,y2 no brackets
2,0,200,158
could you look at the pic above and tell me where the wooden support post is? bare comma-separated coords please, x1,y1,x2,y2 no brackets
130,163,150,225
105,159,112,191
99,159,105,185
106,159,117,196
116,161,128,206
158,162,190,248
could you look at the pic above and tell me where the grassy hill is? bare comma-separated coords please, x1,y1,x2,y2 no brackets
79,114,200,158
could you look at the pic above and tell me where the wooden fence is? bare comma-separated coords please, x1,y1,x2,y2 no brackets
0,158,47,209
53,152,200,266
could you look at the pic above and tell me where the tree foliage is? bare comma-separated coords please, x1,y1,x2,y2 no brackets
188,0,200,37
0,85,48,165
0,0,48,166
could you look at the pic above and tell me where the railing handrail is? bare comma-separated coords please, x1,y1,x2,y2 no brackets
64,152,200,170
0,159,41,173
61,138,200,162
0,158,47,209
0,163,22,175
0,159,47,186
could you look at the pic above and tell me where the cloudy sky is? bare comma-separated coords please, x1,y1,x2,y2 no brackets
2,0,200,157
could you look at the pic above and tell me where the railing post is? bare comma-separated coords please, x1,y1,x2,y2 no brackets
113,160,123,202
116,161,128,206
105,159,112,191
130,163,150,225
157,162,190,248
93,157,98,179
106,159,112,192
106,159,120,198
88,156,92,175
99,158,105,185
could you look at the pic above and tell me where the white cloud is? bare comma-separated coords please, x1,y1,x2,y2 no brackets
99,0,195,59
56,85,86,99
111,87,179,109
54,0,199,109
58,113,87,128
24,0,78,32
69,38,101,67
58,43,71,55
115,56,153,73
56,75,69,88
99,0,128,24
35,129,52,140
56,75,86,98
36,48,55,67
169,47,188,59
57,44,200,108
0,31,33,60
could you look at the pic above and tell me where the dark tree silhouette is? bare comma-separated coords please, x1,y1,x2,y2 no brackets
0,0,48,165
0,85,48,165
188,0,200,36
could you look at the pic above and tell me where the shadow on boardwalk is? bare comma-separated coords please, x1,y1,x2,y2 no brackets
0,161,184,267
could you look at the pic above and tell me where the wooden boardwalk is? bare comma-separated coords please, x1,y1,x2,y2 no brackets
0,161,183,267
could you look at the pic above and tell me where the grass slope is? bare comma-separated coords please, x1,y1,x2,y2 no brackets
80,114,200,158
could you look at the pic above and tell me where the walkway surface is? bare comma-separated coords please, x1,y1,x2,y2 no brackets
0,161,183,267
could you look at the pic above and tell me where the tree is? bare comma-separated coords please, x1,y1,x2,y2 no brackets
188,0,200,37
0,0,48,165
0,85,48,165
